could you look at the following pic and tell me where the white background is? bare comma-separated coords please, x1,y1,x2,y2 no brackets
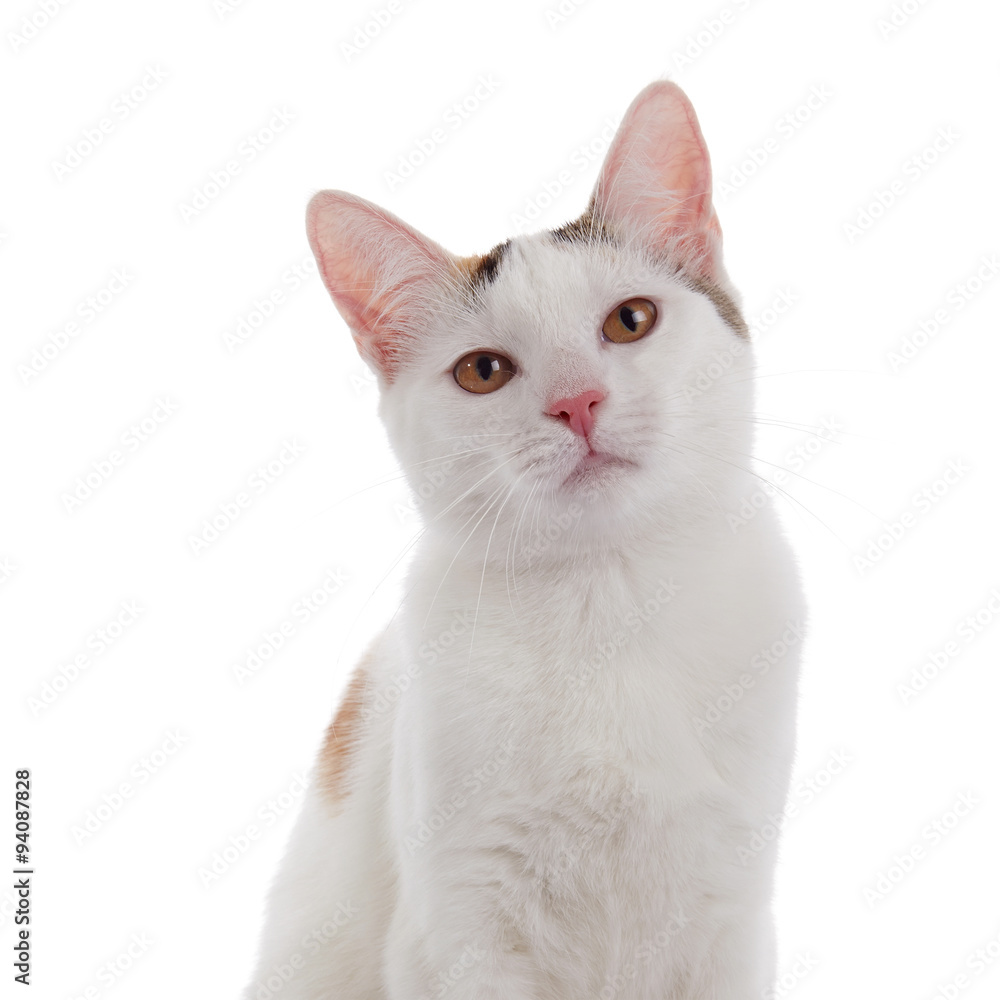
4,0,999,997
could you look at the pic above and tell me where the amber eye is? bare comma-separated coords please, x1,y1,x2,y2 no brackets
602,298,657,343
453,351,516,394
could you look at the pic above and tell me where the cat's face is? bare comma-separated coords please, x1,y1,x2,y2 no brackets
309,82,755,557
379,234,753,548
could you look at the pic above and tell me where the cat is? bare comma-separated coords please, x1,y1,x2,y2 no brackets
243,80,805,1000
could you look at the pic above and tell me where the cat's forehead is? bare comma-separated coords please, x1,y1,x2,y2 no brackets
452,231,667,348
453,226,746,341
453,238,620,358
458,229,643,301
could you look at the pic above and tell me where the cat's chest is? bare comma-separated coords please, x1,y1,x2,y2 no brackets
397,565,737,807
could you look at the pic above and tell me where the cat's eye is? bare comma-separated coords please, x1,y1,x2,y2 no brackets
602,298,657,343
453,351,516,394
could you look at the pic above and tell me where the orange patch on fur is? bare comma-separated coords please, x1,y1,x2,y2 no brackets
453,254,482,283
317,662,370,803
454,240,510,290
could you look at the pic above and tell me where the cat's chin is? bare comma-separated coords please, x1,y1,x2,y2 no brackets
560,450,635,491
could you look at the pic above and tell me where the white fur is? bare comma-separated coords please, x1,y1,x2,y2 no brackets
245,82,804,1000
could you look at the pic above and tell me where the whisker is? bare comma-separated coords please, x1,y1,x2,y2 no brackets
509,476,542,611
309,444,512,518
332,448,527,659
657,431,851,547
420,449,530,626
465,479,522,686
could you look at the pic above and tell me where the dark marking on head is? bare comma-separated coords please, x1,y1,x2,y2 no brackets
549,207,614,246
553,208,747,337
456,209,746,337
461,238,511,291
683,273,749,338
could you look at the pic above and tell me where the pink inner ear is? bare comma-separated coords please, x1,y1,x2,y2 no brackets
306,191,453,380
592,82,721,278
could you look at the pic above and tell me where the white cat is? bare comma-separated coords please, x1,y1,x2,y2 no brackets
244,80,805,1000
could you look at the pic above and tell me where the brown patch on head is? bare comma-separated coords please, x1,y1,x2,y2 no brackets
683,273,748,338
455,208,746,338
549,207,612,246
553,208,747,337
452,254,480,286
317,661,370,804
454,239,511,292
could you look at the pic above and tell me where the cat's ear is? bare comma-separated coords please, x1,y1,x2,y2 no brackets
307,191,454,381
590,81,723,279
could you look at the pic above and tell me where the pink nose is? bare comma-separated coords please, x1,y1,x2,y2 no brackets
547,389,605,439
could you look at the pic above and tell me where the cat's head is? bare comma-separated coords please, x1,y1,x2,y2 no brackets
308,82,755,559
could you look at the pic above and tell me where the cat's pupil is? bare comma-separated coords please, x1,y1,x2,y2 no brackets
475,356,494,381
619,307,637,332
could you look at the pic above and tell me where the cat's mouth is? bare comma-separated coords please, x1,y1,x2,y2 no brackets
561,449,634,488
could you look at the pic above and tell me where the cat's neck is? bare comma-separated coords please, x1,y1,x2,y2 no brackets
414,500,767,610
